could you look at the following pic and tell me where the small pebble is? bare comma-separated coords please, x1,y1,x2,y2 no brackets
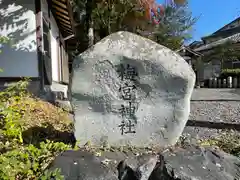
101,158,111,165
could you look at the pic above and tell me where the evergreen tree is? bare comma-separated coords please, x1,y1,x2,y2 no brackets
151,2,197,50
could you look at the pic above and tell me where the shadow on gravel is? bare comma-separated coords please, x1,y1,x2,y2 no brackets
187,120,240,131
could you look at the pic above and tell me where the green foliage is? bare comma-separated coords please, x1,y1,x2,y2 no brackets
91,0,146,40
0,36,10,53
222,68,240,74
0,80,75,179
40,169,64,180
0,141,70,179
221,68,240,77
0,79,28,145
0,36,9,43
73,0,196,51
91,0,196,50
220,68,240,79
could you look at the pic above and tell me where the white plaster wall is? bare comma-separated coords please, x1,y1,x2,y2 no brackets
41,0,49,21
0,0,38,77
41,0,69,98
41,0,60,82
41,0,66,83
50,12,60,82
203,62,221,80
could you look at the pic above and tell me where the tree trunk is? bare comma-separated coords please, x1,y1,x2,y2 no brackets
86,0,94,47
88,21,94,47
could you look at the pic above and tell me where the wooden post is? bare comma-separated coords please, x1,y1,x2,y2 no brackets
218,78,222,88
213,78,217,88
209,78,213,88
223,79,227,88
195,57,202,87
233,77,238,88
227,76,232,88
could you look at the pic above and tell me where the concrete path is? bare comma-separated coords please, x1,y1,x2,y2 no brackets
191,88,240,101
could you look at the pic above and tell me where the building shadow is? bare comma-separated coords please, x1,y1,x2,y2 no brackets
22,123,76,148
0,46,38,76
0,0,39,80
0,0,36,48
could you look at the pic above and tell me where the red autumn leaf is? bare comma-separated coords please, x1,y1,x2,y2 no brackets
137,0,186,24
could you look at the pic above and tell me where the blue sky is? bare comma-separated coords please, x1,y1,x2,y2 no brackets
157,0,240,42
189,0,240,41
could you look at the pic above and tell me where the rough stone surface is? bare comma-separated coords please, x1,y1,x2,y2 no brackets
156,146,240,180
48,150,118,180
49,146,240,180
48,149,157,180
71,31,195,147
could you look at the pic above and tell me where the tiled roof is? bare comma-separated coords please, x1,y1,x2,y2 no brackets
212,17,240,35
202,26,240,40
176,46,203,56
194,33,240,52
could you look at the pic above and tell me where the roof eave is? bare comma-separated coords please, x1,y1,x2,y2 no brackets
48,0,76,39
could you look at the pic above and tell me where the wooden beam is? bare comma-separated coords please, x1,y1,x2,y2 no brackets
60,23,72,30
61,29,73,36
63,34,74,41
60,27,73,35
61,26,73,33
60,29,72,35
57,16,71,25
52,0,67,9
60,22,72,28
52,4,68,15
49,0,76,46
59,24,72,32
53,10,70,20
65,0,76,34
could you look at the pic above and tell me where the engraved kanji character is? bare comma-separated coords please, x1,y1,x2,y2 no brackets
117,64,125,81
125,120,136,134
118,120,126,135
118,102,136,118
125,64,138,81
119,82,136,100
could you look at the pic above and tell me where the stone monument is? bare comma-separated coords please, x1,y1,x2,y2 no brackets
71,31,195,147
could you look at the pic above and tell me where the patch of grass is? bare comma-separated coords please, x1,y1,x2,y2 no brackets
0,79,76,179
199,130,240,156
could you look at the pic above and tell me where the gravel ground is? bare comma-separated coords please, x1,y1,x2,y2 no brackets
185,89,240,139
183,126,224,140
187,100,240,139
189,101,240,123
